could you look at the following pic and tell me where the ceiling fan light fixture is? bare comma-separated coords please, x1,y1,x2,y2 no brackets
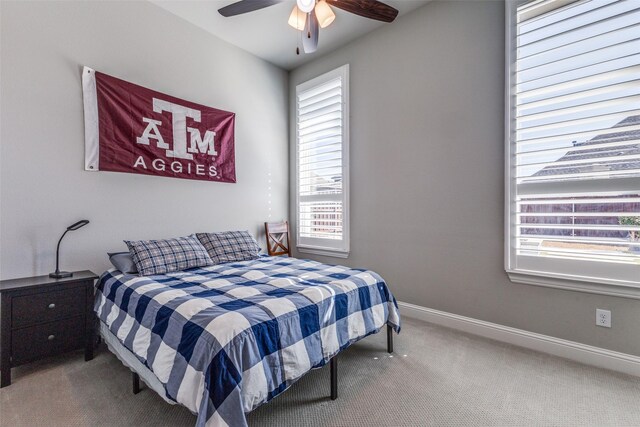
288,5,307,31
296,0,315,14
315,1,335,28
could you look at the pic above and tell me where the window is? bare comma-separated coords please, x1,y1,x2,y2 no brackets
295,65,349,257
506,0,640,296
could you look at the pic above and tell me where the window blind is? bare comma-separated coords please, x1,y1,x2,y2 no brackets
508,0,640,287
296,65,349,255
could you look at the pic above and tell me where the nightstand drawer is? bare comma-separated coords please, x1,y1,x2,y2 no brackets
11,316,85,365
12,286,85,329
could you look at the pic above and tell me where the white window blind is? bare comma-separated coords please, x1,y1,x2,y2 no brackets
506,0,640,291
296,65,349,256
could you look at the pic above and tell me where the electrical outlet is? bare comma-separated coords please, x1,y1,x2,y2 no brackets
596,309,611,328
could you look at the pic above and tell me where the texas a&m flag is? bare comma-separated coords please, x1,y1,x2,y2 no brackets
82,66,235,183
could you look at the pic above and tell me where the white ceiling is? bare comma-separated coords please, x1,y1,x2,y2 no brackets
150,0,431,70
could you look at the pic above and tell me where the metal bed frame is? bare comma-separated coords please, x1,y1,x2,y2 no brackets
131,325,395,401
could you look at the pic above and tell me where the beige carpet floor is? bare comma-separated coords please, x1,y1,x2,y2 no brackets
1,316,640,426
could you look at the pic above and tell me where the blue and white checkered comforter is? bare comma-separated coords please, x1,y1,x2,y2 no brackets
95,256,401,427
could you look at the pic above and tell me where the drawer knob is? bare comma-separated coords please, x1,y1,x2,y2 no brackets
48,334,55,341
48,303,56,309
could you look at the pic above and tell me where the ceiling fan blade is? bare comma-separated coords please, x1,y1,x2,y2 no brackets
218,0,284,17
302,12,319,53
326,0,398,23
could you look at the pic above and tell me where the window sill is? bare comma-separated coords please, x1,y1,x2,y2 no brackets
297,246,349,259
507,269,640,300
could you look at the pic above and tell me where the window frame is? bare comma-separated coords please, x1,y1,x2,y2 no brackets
295,64,350,258
504,0,640,299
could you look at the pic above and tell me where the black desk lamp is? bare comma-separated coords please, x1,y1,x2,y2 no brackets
49,220,90,279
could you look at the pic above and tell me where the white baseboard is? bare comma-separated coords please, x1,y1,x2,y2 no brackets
398,301,640,377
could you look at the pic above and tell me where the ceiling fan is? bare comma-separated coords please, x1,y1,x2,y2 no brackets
218,0,399,54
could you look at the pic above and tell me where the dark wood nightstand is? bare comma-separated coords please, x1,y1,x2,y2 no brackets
0,270,98,387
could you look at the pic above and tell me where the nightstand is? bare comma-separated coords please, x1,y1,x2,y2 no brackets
0,270,98,387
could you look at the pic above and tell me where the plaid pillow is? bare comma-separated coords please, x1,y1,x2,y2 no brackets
196,231,261,265
125,235,213,276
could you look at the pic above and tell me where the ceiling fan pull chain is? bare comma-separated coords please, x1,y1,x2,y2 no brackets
297,19,301,55
295,10,301,55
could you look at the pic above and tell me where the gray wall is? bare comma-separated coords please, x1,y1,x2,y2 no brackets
289,1,640,356
0,1,288,279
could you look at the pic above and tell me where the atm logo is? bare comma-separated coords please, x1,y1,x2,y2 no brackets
136,99,217,160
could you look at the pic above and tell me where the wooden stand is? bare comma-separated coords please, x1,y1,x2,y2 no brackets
0,271,98,387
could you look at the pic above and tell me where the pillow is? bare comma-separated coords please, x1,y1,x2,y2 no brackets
125,235,213,276
196,231,260,265
108,252,138,274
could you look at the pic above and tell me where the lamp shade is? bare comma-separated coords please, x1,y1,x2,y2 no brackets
67,219,90,231
288,5,307,31
315,1,335,28
296,0,315,14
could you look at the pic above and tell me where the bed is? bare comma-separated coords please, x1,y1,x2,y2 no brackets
95,255,401,427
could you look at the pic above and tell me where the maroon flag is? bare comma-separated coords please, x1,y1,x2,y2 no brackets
82,67,235,183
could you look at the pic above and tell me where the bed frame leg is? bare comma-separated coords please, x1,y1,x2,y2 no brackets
132,372,141,394
387,325,393,354
330,356,338,400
